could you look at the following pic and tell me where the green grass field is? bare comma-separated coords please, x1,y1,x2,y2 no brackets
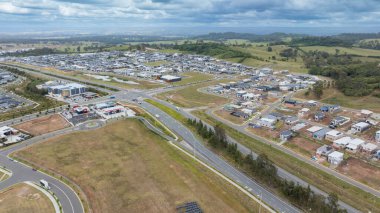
0,183,54,213
295,88,380,112
170,71,214,86
14,119,266,213
156,80,230,108
299,46,380,57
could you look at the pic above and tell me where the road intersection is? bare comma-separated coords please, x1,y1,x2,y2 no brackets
0,63,371,213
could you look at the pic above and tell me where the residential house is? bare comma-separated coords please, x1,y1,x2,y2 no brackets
242,108,256,116
329,105,341,113
361,143,378,154
330,116,350,128
375,150,380,159
320,106,329,112
316,145,334,157
224,104,241,112
307,126,323,134
230,111,249,119
328,151,344,165
376,130,380,142
268,112,283,121
313,128,331,140
291,122,307,132
325,130,344,142
280,130,293,141
257,116,277,129
236,90,247,97
284,99,297,107
351,122,371,133
298,108,310,118
346,138,365,153
320,105,341,113
361,109,373,117
333,136,352,149
285,116,299,125
314,112,325,122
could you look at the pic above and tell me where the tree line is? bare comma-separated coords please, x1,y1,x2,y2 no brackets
302,51,380,97
187,118,347,213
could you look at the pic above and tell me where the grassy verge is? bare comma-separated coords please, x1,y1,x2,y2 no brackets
192,110,380,212
155,80,230,108
144,98,380,212
0,183,55,213
295,87,380,112
13,119,266,213
0,67,64,122
1,63,117,92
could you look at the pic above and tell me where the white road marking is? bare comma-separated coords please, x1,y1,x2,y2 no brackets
50,182,75,213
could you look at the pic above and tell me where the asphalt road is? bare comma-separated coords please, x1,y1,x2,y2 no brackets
0,127,84,213
0,63,366,213
138,95,359,213
114,92,301,212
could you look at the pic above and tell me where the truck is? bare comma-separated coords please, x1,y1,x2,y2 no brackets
40,179,51,190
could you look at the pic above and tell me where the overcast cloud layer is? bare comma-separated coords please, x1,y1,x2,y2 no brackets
0,0,379,34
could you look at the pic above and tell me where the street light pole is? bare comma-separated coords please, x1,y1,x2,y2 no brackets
258,192,262,213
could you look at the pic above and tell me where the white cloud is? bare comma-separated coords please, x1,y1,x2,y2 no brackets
0,2,30,14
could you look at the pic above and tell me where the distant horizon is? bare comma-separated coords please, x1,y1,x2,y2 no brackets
0,27,380,38
1,1,379,37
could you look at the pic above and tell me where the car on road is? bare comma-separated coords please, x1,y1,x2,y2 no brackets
40,179,51,190
109,96,116,99
155,114,160,118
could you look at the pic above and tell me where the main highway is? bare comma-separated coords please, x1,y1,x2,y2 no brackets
0,63,364,213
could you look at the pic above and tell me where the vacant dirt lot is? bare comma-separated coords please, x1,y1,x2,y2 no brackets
337,158,380,190
215,109,245,125
15,119,264,213
285,136,321,157
0,183,54,213
14,114,71,136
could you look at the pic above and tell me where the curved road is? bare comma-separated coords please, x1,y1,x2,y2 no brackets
0,127,85,213
0,63,366,212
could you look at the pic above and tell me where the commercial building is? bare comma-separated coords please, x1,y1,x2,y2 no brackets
160,75,182,82
48,83,88,97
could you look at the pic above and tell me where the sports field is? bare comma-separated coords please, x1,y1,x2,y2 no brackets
13,114,71,136
15,119,265,213
0,183,54,213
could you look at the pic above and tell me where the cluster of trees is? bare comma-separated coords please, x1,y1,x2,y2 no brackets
309,62,380,96
1,66,48,98
172,42,253,59
193,32,302,43
358,39,380,50
302,50,358,69
279,48,298,58
3,47,60,57
187,118,347,213
290,36,353,47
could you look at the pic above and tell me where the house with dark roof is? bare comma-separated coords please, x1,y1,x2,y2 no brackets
312,128,331,140
314,112,325,121
280,130,293,141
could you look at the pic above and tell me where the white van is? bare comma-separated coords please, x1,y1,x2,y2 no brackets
40,179,51,190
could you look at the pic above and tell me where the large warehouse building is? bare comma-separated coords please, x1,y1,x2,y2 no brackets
48,83,88,97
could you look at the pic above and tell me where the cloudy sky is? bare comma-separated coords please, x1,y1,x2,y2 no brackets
0,0,380,34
